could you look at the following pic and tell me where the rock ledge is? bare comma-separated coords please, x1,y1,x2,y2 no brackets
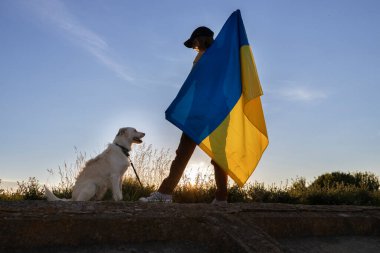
1,201,380,252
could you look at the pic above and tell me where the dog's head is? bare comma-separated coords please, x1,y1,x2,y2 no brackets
114,127,145,149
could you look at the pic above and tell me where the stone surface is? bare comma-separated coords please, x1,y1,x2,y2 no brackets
0,201,380,252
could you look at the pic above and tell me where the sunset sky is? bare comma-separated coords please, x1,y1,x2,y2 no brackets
1,0,379,187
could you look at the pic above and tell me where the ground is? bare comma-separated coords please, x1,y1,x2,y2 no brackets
1,201,380,253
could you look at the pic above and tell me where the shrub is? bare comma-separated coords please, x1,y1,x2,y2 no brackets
121,178,155,201
246,182,272,202
354,172,380,191
228,185,248,203
16,177,45,200
173,184,215,203
310,171,379,191
1,143,380,206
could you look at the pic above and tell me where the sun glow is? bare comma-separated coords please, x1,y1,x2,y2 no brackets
180,162,213,186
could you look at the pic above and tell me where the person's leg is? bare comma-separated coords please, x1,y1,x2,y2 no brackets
212,160,228,201
157,133,196,194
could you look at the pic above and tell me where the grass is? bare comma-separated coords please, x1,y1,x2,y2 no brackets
1,143,379,205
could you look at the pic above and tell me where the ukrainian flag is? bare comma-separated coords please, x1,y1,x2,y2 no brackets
165,10,268,186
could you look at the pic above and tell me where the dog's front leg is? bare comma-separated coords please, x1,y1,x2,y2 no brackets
94,185,108,201
111,174,123,201
119,177,123,198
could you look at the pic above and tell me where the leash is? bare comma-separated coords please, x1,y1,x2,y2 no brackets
115,143,143,188
128,157,143,188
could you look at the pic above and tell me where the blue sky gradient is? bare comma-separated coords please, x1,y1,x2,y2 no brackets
1,0,379,186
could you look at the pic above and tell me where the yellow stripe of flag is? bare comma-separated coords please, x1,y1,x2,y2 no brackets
199,46,268,186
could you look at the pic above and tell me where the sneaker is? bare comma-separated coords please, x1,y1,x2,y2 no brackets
211,198,228,206
139,192,172,203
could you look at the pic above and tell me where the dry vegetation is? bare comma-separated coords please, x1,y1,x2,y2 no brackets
1,143,379,205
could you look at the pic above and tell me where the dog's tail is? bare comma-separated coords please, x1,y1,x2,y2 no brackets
44,185,67,201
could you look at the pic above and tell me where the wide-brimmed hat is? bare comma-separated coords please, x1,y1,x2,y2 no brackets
184,26,214,48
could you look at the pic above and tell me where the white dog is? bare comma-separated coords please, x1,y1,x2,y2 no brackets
45,127,145,201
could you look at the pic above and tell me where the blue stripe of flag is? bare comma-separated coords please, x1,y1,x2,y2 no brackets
165,10,248,144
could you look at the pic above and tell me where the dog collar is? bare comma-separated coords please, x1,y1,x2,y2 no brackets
114,143,130,157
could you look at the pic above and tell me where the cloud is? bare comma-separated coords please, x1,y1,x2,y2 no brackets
25,0,133,82
271,81,328,102
280,87,328,101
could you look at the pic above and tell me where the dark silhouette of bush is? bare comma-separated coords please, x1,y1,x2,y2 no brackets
1,173,380,205
309,171,379,191
228,185,248,203
16,177,45,200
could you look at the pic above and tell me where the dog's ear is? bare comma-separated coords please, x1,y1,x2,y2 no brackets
116,128,126,137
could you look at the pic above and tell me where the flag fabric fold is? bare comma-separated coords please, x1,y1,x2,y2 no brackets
165,10,268,186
